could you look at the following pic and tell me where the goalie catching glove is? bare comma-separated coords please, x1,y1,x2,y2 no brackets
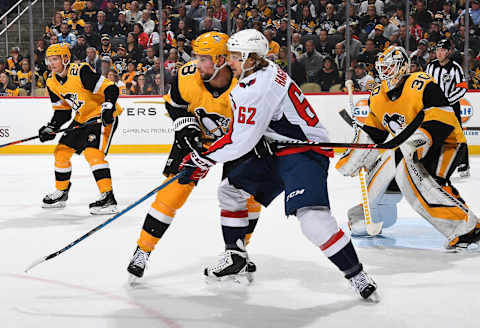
178,150,216,184
399,128,431,161
335,129,379,177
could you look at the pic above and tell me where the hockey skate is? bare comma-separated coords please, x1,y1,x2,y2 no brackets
42,183,71,208
89,190,118,215
446,226,480,252
204,248,253,285
127,246,151,284
349,270,379,302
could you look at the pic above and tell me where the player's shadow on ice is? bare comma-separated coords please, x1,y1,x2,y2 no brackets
109,255,378,328
0,212,94,229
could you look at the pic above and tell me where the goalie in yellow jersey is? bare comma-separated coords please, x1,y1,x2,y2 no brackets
39,43,123,215
336,46,480,251
127,32,264,281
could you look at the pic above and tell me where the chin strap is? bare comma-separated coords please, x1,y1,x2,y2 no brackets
239,61,255,81
203,61,228,82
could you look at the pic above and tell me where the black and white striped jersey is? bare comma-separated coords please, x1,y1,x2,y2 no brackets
425,59,468,106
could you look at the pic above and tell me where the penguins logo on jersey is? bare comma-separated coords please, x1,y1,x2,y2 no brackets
382,113,406,133
194,107,231,139
61,92,84,112
442,72,452,83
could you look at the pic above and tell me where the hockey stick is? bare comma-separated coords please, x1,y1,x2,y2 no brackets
24,172,186,273
274,109,423,150
0,119,102,149
345,80,382,236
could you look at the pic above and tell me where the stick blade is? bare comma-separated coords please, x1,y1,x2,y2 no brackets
24,256,47,273
366,221,384,236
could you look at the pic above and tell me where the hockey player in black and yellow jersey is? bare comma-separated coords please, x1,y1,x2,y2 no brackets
127,32,263,281
39,43,123,215
337,46,480,250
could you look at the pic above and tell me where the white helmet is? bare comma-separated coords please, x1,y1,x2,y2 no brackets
375,46,410,91
227,29,269,80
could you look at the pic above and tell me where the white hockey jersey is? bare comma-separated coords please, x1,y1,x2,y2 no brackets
205,62,331,163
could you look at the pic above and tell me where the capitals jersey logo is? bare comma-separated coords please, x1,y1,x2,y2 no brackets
382,113,406,134
194,107,231,139
61,92,84,112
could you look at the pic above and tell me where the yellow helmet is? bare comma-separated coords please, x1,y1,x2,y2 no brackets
191,31,229,67
46,43,71,66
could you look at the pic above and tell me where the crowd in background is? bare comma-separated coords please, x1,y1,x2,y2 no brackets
0,0,480,97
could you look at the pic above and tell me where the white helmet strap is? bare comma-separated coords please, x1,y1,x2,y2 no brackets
204,60,227,82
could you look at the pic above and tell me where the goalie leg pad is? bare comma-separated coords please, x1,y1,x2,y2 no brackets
396,158,478,242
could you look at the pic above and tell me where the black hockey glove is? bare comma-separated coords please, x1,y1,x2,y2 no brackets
178,150,215,184
173,116,203,152
38,123,57,143
101,102,115,126
253,137,276,159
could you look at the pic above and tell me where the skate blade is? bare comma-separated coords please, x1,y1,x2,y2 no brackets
42,201,66,209
127,274,141,286
205,272,253,287
445,242,480,253
90,205,118,215
364,291,381,303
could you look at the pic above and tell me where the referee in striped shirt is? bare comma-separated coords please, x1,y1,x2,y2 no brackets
426,39,470,177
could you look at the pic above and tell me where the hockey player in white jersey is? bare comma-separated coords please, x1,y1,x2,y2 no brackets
178,29,378,300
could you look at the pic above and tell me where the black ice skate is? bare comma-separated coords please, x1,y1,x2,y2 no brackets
127,246,151,282
349,270,379,302
89,190,118,215
457,164,470,178
42,183,71,208
204,249,252,284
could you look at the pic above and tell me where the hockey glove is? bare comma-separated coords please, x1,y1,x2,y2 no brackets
400,128,431,161
178,150,215,184
253,136,276,159
336,129,379,177
38,123,57,143
173,116,203,152
101,102,115,126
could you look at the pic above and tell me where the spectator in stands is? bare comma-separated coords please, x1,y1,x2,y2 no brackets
17,58,42,95
410,59,422,73
85,46,101,72
49,34,59,46
380,14,400,41
203,6,222,31
410,38,429,69
58,23,77,47
0,59,6,75
126,1,142,24
359,4,381,40
7,47,23,75
359,0,384,16
68,10,86,36
71,34,88,61
297,5,317,35
174,5,196,37
319,2,340,34
112,45,128,74
45,12,64,39
232,15,246,33
275,19,289,47
100,56,113,76
99,34,116,57
113,11,132,37
175,19,195,42
317,29,334,57
122,60,137,89
133,23,149,49
396,24,417,52
61,0,74,21
176,35,191,64
275,46,288,72
299,39,324,82
106,69,127,95
290,52,307,87
357,38,378,66
164,48,178,75
316,56,341,91
213,0,227,25
440,0,457,30
96,11,113,35
264,29,280,59
414,0,432,30
370,24,389,51
126,32,143,62
150,73,168,95
104,0,119,23
199,16,216,34
408,13,423,42
340,29,362,60
143,47,156,69
82,0,98,23
84,22,100,48
187,0,206,21
291,32,304,57
35,39,47,65
0,72,19,97
130,74,151,95
456,0,480,27
334,42,346,80
353,62,374,91
139,9,155,35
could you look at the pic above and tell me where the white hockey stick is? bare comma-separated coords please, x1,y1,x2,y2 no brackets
345,80,383,236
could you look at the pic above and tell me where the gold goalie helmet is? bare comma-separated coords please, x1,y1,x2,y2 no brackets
191,31,229,82
375,46,410,91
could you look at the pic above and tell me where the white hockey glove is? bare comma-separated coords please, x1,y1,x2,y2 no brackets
400,128,431,161
335,129,379,177
101,102,115,126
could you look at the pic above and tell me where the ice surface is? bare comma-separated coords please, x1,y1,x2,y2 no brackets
1,154,479,328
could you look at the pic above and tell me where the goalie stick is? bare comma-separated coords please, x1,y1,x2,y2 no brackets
0,119,102,149
25,172,185,273
345,80,382,236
